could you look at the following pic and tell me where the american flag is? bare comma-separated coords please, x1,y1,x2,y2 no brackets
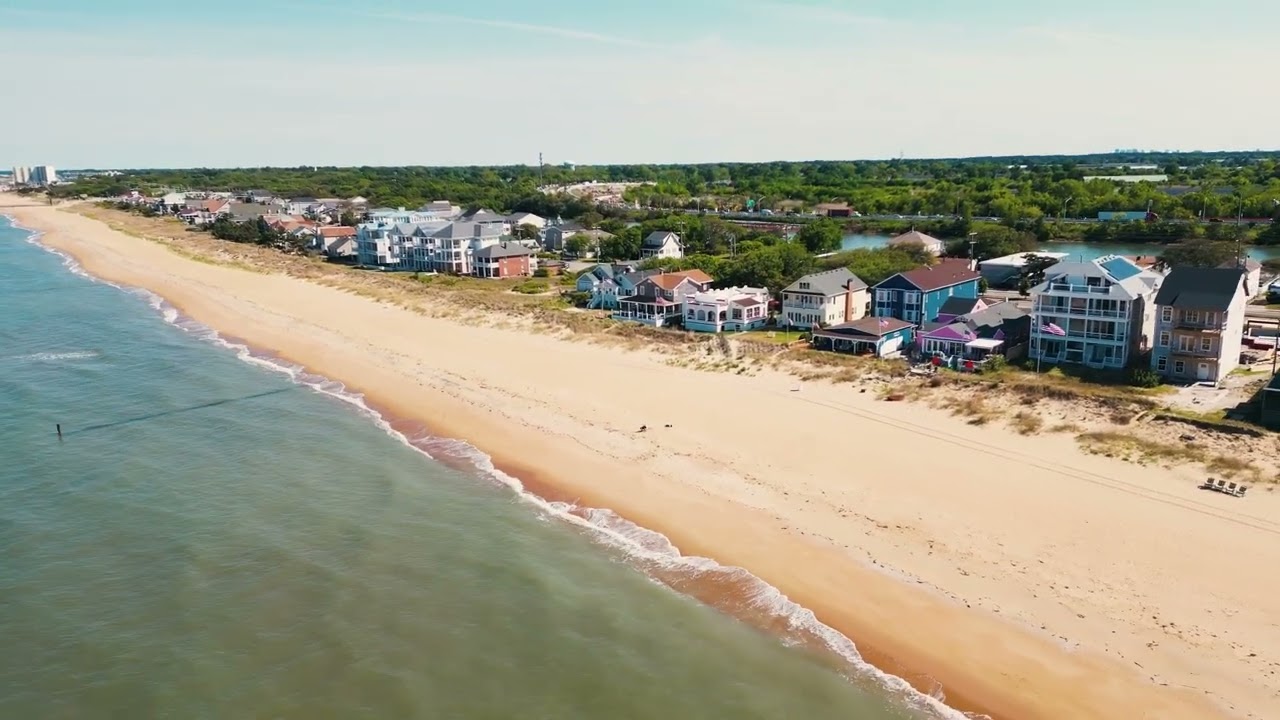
879,318,890,328
1040,322,1066,336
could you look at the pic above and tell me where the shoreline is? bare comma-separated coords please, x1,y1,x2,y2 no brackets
5,199,1275,719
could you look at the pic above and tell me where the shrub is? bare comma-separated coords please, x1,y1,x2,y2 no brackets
1128,368,1162,388
980,355,1008,374
566,291,592,307
513,280,549,294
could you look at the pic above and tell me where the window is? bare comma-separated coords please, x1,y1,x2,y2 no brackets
1200,336,1213,353
876,290,891,303
1185,310,1200,324
1156,356,1168,372
1205,312,1217,325
904,291,921,306
1161,307,1173,322
799,282,810,290
1174,360,1186,374
1177,335,1195,352
1158,331,1170,347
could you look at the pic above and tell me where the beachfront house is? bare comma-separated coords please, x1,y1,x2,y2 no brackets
1029,255,1162,369
614,270,713,327
576,263,649,309
356,220,508,274
641,231,684,260
779,268,869,330
811,317,915,358
887,230,946,256
1150,267,1248,384
472,242,536,279
178,198,231,225
683,287,771,333
871,259,981,324
933,296,987,324
314,226,357,259
917,302,1031,367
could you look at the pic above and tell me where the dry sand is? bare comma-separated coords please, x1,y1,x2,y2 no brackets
6,194,1280,720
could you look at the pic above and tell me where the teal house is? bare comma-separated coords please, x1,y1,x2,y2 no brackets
871,259,982,324
575,262,656,310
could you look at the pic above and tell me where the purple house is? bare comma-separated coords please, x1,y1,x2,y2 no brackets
917,301,1031,364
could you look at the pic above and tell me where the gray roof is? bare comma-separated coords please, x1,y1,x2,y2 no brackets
467,210,507,224
938,295,983,317
227,202,277,221
1153,267,1245,310
432,222,501,240
643,231,680,248
547,221,584,234
1032,256,1156,300
962,302,1028,334
784,267,867,296
474,242,534,259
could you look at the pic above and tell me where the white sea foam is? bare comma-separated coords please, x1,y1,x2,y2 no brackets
18,218,986,720
7,350,100,362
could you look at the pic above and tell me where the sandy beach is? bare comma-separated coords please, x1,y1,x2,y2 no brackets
6,195,1280,720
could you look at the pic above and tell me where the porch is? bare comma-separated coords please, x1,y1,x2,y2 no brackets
614,295,681,327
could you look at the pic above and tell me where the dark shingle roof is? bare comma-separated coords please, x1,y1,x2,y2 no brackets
891,259,980,292
1152,267,1245,310
937,296,983,317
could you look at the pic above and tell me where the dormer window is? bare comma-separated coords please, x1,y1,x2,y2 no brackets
799,282,810,289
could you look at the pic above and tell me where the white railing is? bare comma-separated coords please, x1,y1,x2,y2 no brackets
1047,282,1112,295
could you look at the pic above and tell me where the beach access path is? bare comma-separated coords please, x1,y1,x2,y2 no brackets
6,194,1279,720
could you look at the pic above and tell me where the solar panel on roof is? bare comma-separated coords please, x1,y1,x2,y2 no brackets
1100,257,1143,281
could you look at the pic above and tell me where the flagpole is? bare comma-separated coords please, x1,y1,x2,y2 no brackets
1034,297,1042,374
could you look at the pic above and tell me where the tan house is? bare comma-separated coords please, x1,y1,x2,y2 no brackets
887,230,945,256
780,268,869,329
1151,267,1248,384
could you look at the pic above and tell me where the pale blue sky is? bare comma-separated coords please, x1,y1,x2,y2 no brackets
2,1,1277,168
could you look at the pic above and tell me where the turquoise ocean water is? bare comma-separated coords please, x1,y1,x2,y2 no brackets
0,216,968,720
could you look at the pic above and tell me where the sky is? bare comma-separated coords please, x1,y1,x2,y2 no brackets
1,0,1278,169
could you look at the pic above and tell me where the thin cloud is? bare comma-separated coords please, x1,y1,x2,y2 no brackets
751,2,896,27
357,10,662,48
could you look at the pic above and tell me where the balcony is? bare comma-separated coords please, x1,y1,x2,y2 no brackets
1173,319,1225,333
1168,345,1218,358
1046,282,1112,296
1035,304,1125,319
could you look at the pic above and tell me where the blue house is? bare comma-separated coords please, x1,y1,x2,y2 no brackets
871,259,982,324
575,262,657,310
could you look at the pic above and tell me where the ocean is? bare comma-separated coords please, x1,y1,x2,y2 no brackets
0,215,962,720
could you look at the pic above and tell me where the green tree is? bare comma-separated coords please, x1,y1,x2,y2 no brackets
796,219,843,254
564,234,592,257
514,223,541,241
339,210,360,227
1159,241,1242,269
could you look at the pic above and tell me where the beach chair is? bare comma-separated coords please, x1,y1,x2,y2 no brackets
1216,479,1228,491
1200,478,1217,490
1237,485,1249,497
1227,482,1238,495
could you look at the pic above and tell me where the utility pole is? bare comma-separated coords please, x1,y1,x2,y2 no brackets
538,152,544,188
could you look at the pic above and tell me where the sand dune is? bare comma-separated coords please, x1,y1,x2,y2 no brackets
6,194,1279,720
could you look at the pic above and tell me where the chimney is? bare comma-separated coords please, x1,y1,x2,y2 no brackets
844,280,854,322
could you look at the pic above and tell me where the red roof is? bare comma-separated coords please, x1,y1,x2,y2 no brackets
318,226,356,238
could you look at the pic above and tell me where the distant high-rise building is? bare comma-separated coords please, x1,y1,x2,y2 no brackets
30,165,57,185
11,166,31,185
